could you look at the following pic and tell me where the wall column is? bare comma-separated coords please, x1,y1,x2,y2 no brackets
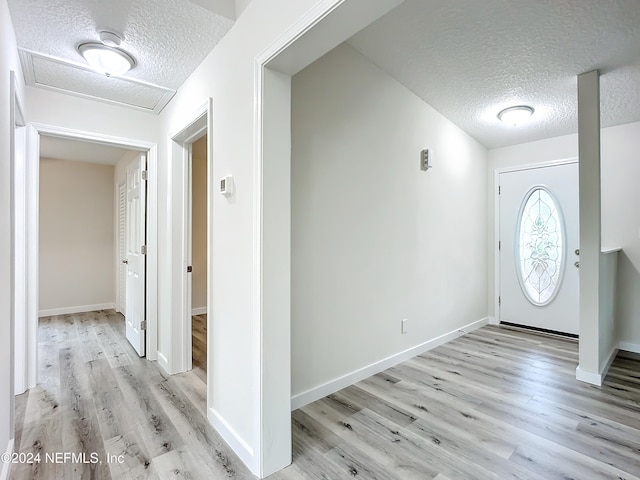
576,69,602,384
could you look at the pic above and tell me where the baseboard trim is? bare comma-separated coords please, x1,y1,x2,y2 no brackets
1,438,14,480
600,347,619,382
619,341,640,354
157,351,170,374
487,316,499,325
576,366,603,386
192,307,207,316
38,303,115,317
291,317,489,410
208,407,256,474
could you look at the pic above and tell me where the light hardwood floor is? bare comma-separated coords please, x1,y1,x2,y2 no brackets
11,311,640,479
192,313,207,383
12,310,253,480
271,325,640,480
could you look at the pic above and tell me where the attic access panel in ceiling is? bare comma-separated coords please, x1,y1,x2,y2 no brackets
8,0,235,114
20,49,175,113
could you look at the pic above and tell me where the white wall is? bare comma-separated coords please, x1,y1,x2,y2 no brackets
488,121,640,350
291,43,488,398
39,158,115,314
156,1,327,472
25,87,160,141
192,135,207,312
1,0,24,471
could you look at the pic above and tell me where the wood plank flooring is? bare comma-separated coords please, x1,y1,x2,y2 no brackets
269,326,640,480
11,310,253,480
11,312,640,479
192,314,207,383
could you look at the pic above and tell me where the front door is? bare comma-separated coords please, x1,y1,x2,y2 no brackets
499,162,579,335
125,153,147,356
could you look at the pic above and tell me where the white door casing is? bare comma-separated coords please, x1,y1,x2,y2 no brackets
168,99,209,375
126,154,147,356
499,162,579,335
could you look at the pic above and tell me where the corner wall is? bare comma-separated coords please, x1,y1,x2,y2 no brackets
291,43,489,401
487,121,640,351
156,0,331,473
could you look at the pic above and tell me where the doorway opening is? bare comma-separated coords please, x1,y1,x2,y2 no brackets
20,123,159,392
167,99,210,377
37,138,149,359
190,134,208,382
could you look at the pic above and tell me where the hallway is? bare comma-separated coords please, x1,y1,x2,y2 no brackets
11,310,252,479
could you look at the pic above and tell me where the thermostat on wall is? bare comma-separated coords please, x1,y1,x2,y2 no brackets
220,175,234,196
420,149,432,171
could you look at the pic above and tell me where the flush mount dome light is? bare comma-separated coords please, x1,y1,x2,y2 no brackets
77,42,136,76
498,105,534,126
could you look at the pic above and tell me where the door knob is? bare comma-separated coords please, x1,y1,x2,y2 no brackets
575,249,580,256
122,259,128,264
574,261,580,268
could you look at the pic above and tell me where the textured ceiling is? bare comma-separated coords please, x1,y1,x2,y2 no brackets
8,0,235,113
348,0,640,148
40,135,134,165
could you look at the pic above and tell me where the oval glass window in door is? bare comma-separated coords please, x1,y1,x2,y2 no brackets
516,187,565,306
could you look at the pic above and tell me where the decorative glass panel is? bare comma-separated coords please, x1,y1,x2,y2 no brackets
517,187,564,305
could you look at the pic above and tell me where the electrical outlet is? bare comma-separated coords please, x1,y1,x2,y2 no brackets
401,319,408,334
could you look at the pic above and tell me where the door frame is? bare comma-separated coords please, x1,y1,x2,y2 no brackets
168,99,212,375
11,71,27,398
26,122,159,381
493,157,578,328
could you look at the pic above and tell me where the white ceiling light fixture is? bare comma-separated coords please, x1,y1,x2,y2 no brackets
497,105,535,127
77,30,136,76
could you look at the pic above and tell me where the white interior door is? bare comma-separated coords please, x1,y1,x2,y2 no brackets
125,154,147,356
499,162,579,335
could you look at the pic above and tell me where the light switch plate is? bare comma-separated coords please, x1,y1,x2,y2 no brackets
220,175,234,196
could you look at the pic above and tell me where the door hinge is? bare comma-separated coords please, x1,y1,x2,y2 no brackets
141,245,148,255
141,170,148,181
187,265,193,273
498,240,501,251
140,320,147,330
498,185,501,194
498,296,501,305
